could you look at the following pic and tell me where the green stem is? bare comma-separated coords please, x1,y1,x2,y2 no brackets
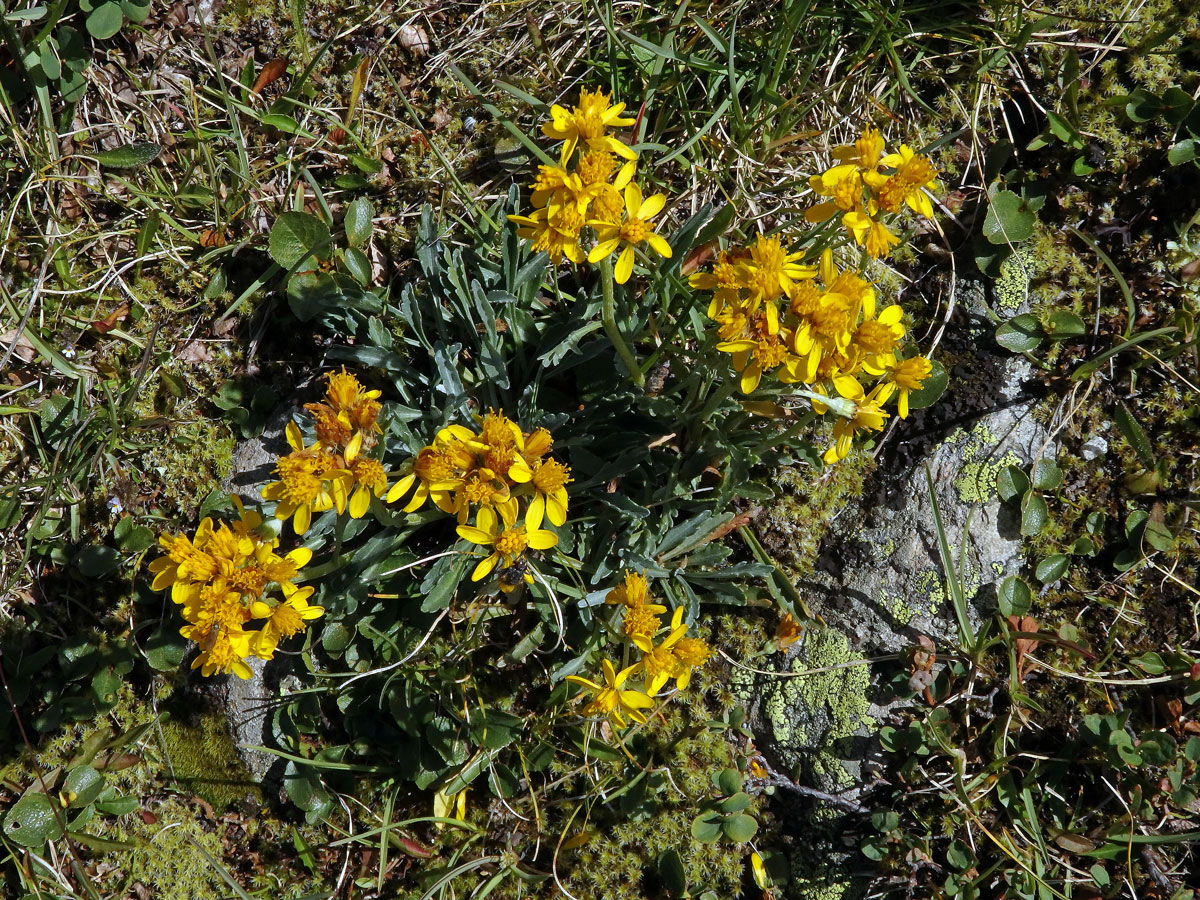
599,258,644,389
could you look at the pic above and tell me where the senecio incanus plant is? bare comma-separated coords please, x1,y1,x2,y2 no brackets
567,571,712,727
691,125,939,463
150,366,576,672
385,410,569,589
148,497,321,678
509,87,672,386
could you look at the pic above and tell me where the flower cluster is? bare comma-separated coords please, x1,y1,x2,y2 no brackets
804,126,939,259
566,572,712,728
148,498,323,678
693,235,933,463
386,410,569,590
262,368,388,534
507,88,671,283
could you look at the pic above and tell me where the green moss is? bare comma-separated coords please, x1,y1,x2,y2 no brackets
135,417,234,519
156,712,263,810
92,797,227,899
760,452,875,577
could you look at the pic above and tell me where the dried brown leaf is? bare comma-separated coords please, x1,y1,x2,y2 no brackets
251,57,288,95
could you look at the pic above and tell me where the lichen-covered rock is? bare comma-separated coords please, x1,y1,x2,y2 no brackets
749,282,1053,899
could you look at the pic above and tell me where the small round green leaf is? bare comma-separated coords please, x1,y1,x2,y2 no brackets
270,212,332,271
722,813,758,843
905,359,948,411
997,575,1032,616
343,247,372,286
659,850,687,895
75,545,121,577
85,1,124,39
1020,491,1049,537
1030,458,1062,491
143,628,187,671
344,197,374,248
715,768,742,796
1044,309,1086,339
2,792,65,847
691,813,722,844
996,465,1030,503
995,314,1042,352
719,791,752,814
1035,554,1069,584
321,622,352,656
983,189,1036,244
64,766,106,808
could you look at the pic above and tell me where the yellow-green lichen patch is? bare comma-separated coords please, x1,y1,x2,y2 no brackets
949,421,1024,504
155,712,263,811
880,589,914,626
912,563,981,618
762,626,874,788
995,245,1035,315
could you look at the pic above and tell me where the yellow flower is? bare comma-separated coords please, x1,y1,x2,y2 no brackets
832,125,886,173
605,571,657,609
507,200,588,264
882,355,933,419
734,234,815,304
527,458,571,529
822,383,891,464
850,305,905,375
386,426,472,513
632,607,691,694
456,500,557,583
148,520,218,600
306,367,383,441
178,579,254,679
843,210,900,259
247,587,324,660
344,431,389,518
542,88,636,161
622,603,662,640
804,168,865,224
261,422,354,534
566,658,655,727
878,144,938,218
588,182,671,284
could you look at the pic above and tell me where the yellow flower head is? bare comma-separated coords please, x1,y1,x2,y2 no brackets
882,355,933,419
566,658,655,727
261,422,353,534
588,182,672,284
456,499,557,583
734,234,815,304
542,88,637,161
